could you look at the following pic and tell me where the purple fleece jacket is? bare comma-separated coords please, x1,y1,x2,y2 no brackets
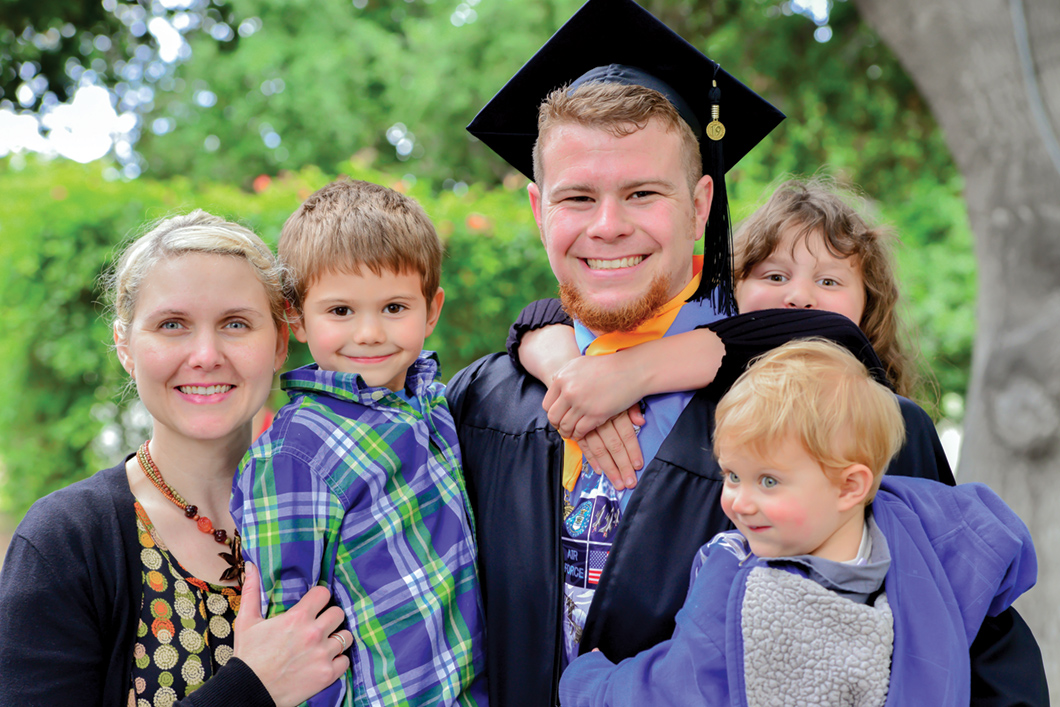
560,476,1037,707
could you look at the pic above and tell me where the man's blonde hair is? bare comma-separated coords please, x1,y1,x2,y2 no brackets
279,179,443,312
532,81,701,191
714,339,906,502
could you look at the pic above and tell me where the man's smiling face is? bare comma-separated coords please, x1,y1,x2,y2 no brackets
528,118,712,333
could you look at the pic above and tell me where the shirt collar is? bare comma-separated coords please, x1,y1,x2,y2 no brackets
765,510,891,603
280,351,440,406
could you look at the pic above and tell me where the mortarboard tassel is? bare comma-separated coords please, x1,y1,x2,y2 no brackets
694,77,737,317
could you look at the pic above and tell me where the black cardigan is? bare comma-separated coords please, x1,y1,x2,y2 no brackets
0,460,273,707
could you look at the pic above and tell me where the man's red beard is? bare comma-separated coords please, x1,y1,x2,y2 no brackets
559,274,672,333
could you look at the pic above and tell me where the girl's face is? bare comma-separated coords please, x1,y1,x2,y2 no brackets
115,252,288,449
735,226,866,326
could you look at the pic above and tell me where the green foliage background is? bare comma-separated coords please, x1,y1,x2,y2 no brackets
0,157,553,515
0,0,977,518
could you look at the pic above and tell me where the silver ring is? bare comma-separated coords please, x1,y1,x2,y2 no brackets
330,633,347,651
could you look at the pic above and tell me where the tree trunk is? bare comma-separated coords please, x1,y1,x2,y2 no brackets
855,0,1060,690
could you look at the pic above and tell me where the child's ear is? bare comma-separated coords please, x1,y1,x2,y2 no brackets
836,463,875,512
287,302,309,344
425,287,445,338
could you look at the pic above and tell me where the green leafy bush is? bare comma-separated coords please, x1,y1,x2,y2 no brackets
0,157,552,516
0,154,976,520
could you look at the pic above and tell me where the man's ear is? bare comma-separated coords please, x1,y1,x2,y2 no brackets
692,174,713,242
528,182,546,245
424,287,445,338
114,324,134,376
836,463,875,512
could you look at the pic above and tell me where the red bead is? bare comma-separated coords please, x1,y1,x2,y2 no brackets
213,529,228,544
196,516,213,533
184,505,198,519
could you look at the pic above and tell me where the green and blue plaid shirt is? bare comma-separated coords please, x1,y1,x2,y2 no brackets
232,354,487,707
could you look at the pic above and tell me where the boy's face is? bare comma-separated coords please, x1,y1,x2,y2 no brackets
717,434,862,562
735,226,866,326
292,268,444,392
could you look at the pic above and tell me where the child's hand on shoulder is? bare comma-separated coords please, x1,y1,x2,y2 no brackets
544,354,646,439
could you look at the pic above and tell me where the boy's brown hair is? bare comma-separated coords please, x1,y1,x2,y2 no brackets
714,339,906,503
734,177,917,399
279,179,443,312
532,81,701,192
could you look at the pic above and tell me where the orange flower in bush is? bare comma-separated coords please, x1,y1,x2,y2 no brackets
465,213,491,232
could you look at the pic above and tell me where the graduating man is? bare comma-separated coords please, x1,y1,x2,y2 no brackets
445,1,1049,705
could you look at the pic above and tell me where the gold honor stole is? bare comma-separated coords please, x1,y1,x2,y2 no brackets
561,256,704,491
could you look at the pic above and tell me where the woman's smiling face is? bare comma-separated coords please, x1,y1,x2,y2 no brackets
116,252,287,448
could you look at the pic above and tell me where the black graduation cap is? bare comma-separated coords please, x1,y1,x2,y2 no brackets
467,0,785,314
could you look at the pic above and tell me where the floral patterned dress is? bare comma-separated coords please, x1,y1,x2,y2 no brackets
128,502,240,707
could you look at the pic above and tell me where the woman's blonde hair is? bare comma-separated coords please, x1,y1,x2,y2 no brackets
734,177,918,399
106,210,286,342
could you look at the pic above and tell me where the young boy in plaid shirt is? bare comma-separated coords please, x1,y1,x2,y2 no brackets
232,179,487,706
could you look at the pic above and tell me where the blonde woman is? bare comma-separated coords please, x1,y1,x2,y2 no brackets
0,211,351,707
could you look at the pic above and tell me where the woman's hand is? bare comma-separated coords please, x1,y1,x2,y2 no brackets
233,563,352,707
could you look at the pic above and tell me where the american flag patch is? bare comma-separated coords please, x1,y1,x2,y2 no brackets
587,549,609,585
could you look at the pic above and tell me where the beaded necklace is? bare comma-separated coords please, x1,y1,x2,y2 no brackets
136,440,244,586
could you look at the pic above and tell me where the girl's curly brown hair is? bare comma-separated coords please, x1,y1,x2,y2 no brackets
734,177,921,401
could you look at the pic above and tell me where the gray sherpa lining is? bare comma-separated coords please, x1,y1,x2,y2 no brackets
742,566,893,707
